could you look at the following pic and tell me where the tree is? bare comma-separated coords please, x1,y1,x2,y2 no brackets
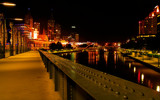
49,43,57,50
66,44,73,49
56,42,63,50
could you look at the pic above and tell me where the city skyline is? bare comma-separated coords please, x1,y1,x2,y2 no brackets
1,0,160,43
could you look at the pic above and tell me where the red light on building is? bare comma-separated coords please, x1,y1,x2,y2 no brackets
157,6,159,13
152,12,155,17
155,5,160,13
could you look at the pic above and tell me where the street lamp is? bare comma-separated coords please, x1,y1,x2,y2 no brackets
0,2,16,7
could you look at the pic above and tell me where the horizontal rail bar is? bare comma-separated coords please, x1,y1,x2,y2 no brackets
39,50,160,100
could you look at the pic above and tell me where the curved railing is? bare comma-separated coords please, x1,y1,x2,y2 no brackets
39,50,160,100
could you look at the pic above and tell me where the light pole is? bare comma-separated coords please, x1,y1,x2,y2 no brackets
0,2,16,58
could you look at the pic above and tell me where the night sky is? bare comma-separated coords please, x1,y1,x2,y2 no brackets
1,0,160,44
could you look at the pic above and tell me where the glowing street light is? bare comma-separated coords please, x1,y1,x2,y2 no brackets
14,18,23,21
0,2,16,7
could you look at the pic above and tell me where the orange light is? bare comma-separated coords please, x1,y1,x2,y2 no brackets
157,6,160,13
1,2,16,6
152,12,155,17
14,18,23,21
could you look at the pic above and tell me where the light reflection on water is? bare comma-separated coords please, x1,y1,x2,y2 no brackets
59,49,160,92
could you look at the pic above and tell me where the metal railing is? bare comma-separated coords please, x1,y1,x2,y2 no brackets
39,50,160,100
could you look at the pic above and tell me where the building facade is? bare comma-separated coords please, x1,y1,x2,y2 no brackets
47,12,55,41
138,5,160,38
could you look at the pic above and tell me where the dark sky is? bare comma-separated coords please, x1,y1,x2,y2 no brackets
1,0,160,43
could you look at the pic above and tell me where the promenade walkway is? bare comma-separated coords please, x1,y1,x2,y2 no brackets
129,54,160,69
0,51,61,100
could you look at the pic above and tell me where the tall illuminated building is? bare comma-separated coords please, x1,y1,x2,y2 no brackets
138,5,160,38
34,22,40,32
47,10,55,41
55,24,61,41
25,8,33,28
75,33,79,42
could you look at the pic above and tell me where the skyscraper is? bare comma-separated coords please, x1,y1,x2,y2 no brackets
47,10,55,41
75,33,79,42
139,5,160,38
34,22,40,32
55,24,61,41
25,8,33,28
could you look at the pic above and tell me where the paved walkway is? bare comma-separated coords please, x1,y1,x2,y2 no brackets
129,54,160,69
0,51,61,100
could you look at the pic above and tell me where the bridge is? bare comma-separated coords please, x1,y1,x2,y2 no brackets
0,50,160,100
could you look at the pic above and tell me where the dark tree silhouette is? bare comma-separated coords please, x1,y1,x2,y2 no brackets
56,42,63,50
66,44,73,49
49,43,57,50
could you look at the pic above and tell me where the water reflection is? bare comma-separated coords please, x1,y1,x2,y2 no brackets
141,73,144,84
88,51,99,65
129,63,132,68
59,48,160,92
156,86,160,92
134,67,136,73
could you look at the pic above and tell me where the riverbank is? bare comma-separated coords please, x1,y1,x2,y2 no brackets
121,52,160,72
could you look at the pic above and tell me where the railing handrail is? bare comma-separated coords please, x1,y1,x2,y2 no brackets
39,50,160,100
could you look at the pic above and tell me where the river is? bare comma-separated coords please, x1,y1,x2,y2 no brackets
58,48,160,92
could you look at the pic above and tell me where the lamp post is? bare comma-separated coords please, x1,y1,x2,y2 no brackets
0,2,16,58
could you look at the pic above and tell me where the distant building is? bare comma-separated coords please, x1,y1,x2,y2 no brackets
34,22,40,32
47,11,55,41
75,33,79,42
24,8,33,28
138,5,160,38
55,24,61,41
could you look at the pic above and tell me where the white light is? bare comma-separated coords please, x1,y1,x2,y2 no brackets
155,5,158,9
156,86,160,92
71,26,76,28
141,74,144,82
34,30,38,39
134,67,136,73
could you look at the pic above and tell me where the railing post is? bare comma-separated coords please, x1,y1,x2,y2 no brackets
49,62,53,79
67,78,73,100
55,67,59,91
46,60,49,72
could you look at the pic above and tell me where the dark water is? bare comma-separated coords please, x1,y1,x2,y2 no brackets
58,49,160,92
